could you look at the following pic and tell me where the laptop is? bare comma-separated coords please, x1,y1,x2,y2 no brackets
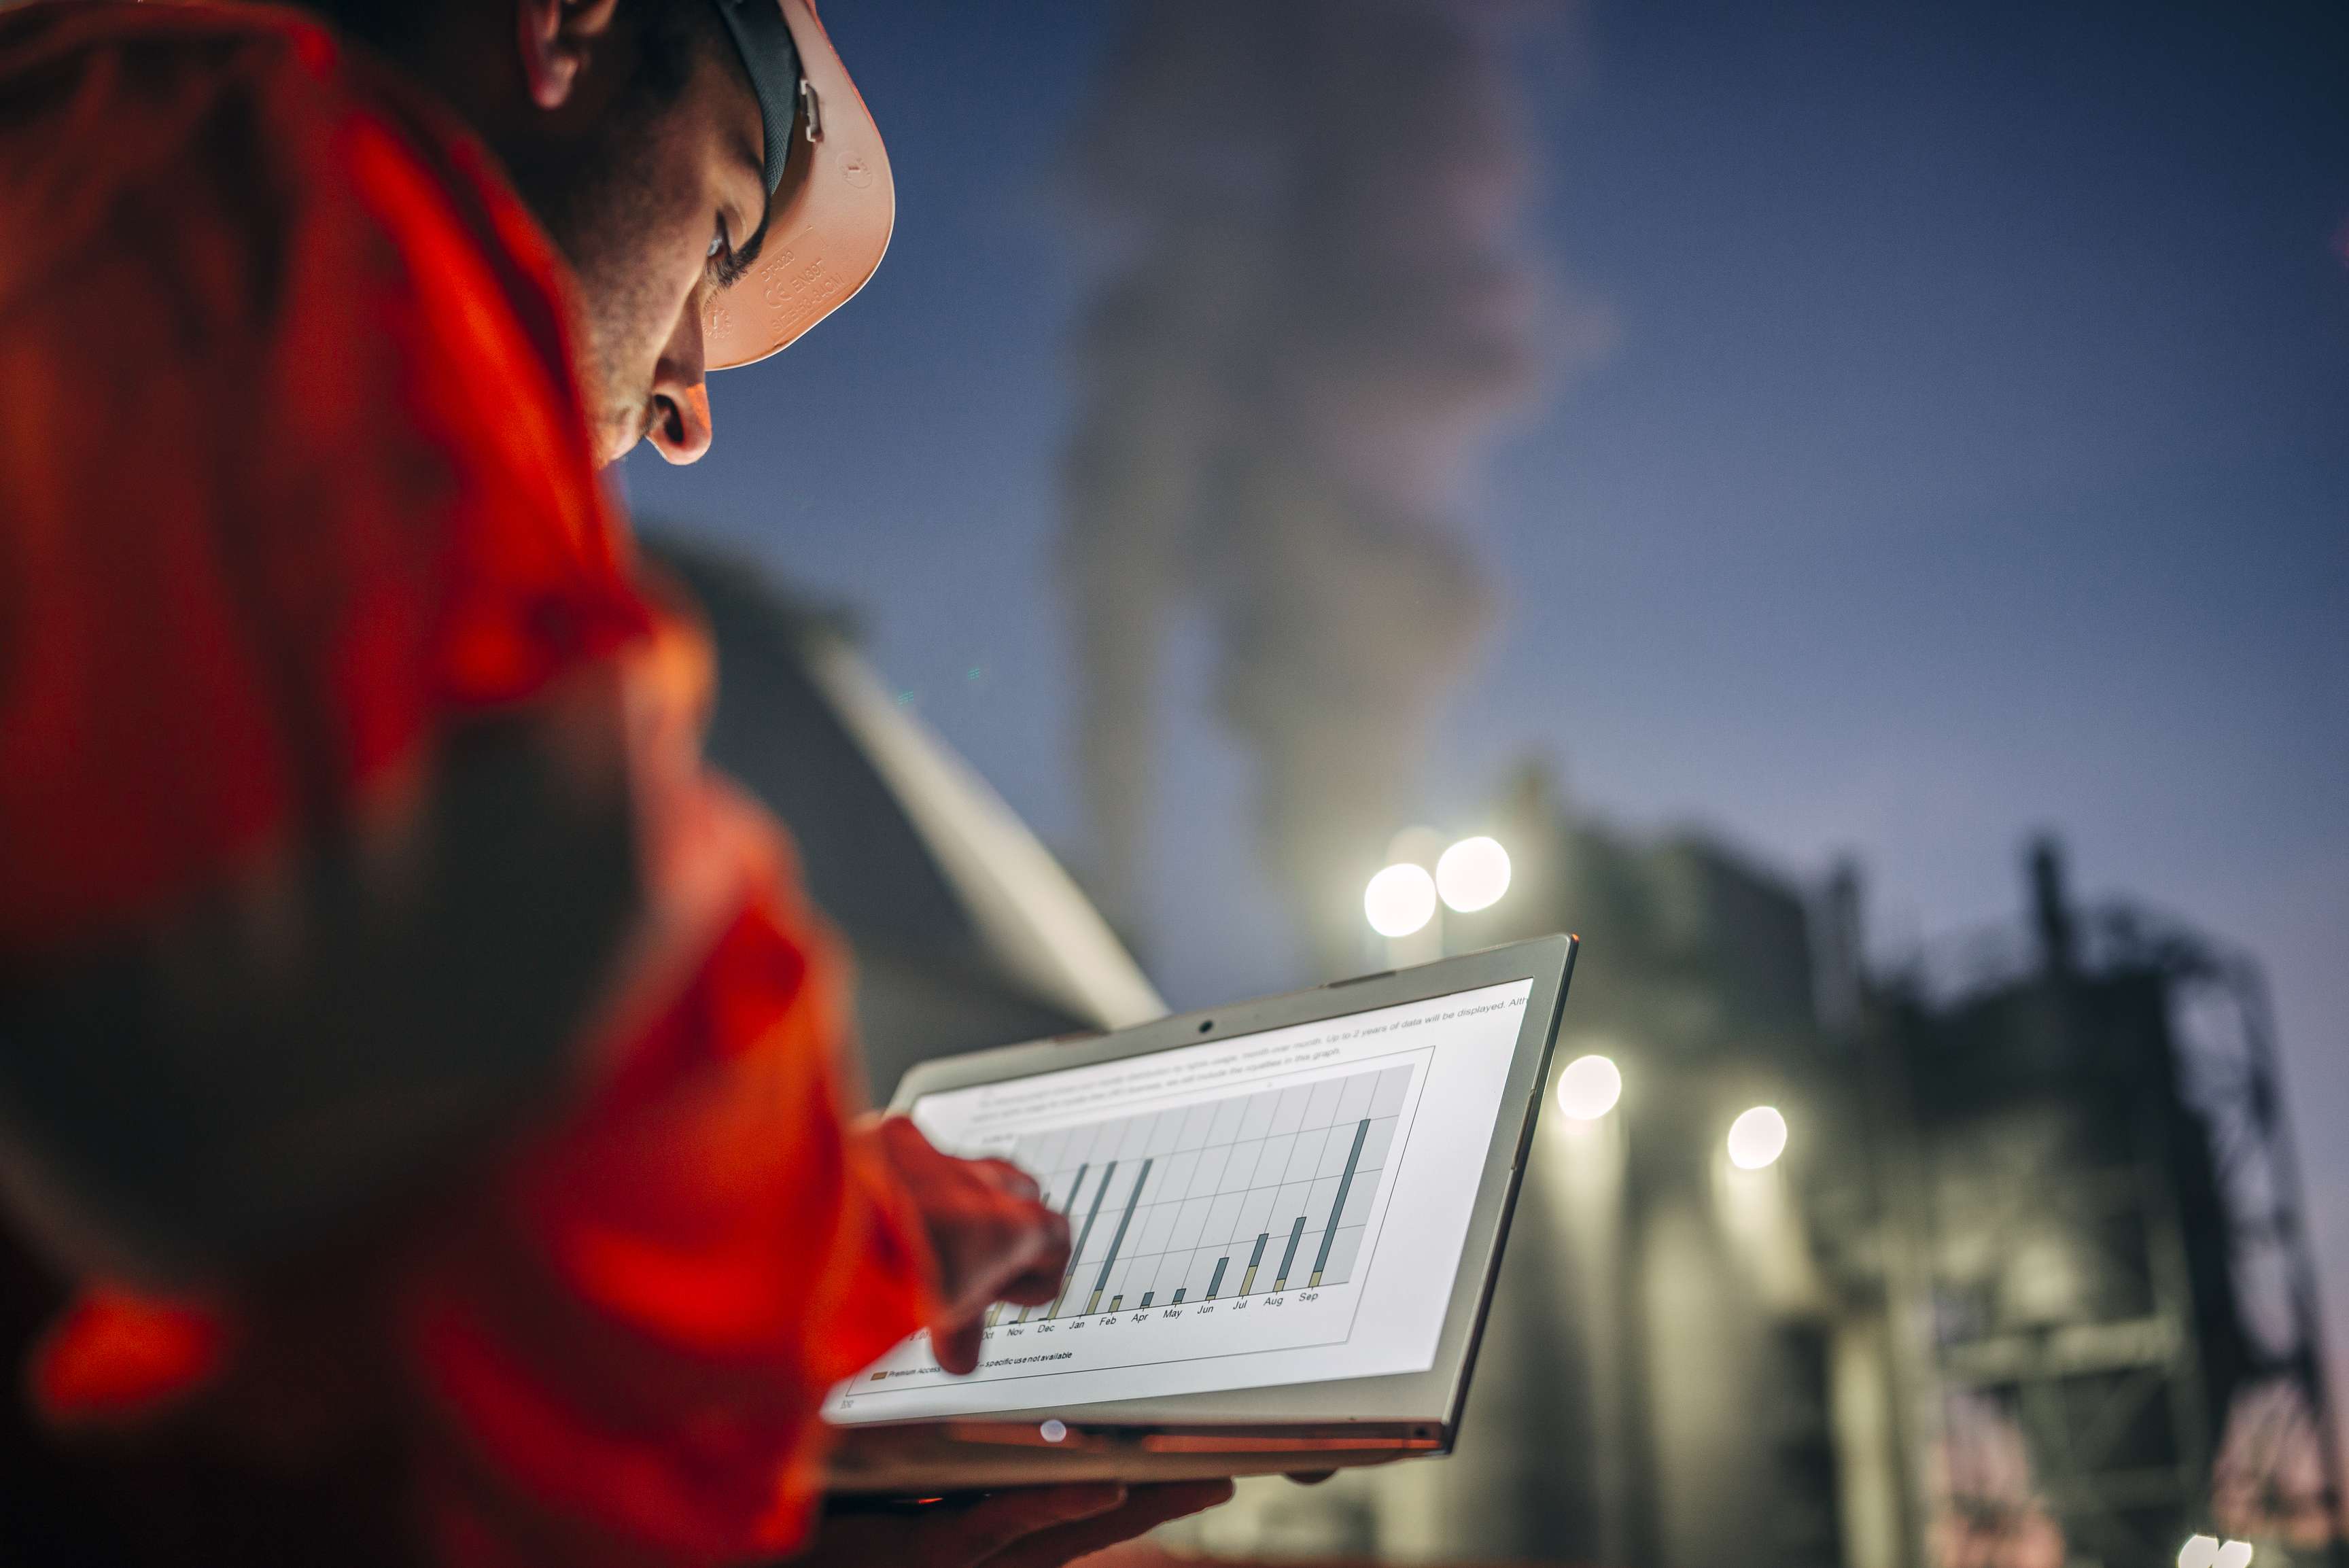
824,935,1577,1491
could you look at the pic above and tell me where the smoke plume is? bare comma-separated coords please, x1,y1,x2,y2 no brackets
1062,0,1555,973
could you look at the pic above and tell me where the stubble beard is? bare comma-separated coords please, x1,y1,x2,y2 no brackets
502,112,680,466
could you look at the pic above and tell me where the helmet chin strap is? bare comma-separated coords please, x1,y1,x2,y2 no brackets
709,0,803,196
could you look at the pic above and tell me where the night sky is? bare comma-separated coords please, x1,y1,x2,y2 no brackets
625,0,2349,1416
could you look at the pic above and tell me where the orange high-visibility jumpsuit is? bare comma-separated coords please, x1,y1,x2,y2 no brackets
0,4,935,1564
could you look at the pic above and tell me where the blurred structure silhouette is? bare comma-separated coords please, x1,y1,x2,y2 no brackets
645,534,1164,1095
1861,842,2343,1568
1182,767,2342,1568
1059,0,1548,973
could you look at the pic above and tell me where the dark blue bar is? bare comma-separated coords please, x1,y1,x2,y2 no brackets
1274,1215,1306,1285
1090,1158,1153,1293
1312,1119,1372,1276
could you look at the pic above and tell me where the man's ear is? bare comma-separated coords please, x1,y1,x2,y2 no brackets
517,0,626,111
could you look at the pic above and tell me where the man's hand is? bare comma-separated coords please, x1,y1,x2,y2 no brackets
867,1116,1071,1373
806,1482,1234,1568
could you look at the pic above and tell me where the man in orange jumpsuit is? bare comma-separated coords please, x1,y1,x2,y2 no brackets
0,0,1230,1562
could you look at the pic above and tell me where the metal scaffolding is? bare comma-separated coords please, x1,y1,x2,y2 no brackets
1863,843,2345,1567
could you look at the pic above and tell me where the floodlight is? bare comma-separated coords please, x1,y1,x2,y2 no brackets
1557,1054,1623,1120
1436,835,1511,913
1726,1105,1788,1170
1364,863,1438,938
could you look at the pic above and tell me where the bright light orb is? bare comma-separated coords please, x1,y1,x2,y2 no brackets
2214,1543,2254,1568
2179,1537,2220,1568
1436,836,1512,913
1726,1105,1789,1170
1364,863,1438,938
1556,1054,1624,1121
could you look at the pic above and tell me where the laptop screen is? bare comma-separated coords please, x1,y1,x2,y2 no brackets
825,976,1536,1423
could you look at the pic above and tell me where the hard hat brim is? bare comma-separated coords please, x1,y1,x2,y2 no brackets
704,0,893,370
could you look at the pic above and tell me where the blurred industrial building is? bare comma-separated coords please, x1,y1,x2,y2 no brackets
645,534,1163,1095
1179,766,2345,1568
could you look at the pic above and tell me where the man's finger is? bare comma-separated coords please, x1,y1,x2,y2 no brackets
807,1486,1128,1568
799,1510,918,1563
1000,1207,1072,1288
994,1226,1073,1306
996,1272,1066,1308
935,1315,985,1375
977,1159,1042,1202
980,1479,1237,1568
943,1484,1129,1563
874,1119,1075,1327
946,1204,1069,1318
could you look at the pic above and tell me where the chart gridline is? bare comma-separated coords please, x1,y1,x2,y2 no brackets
1009,1064,1412,1322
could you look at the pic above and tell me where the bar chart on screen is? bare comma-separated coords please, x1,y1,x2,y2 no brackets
827,976,1535,1419
1013,1062,1410,1325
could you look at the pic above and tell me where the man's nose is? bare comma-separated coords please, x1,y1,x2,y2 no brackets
647,300,713,464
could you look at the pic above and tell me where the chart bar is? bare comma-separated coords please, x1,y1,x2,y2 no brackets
1049,1160,1117,1320
1309,1118,1372,1287
1172,1289,1186,1304
1139,1292,1153,1308
986,1304,1002,1327
1024,1163,1094,1321
1107,1295,1124,1312
1272,1215,1306,1291
1083,1158,1153,1315
1206,1258,1228,1300
1238,1231,1270,1295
